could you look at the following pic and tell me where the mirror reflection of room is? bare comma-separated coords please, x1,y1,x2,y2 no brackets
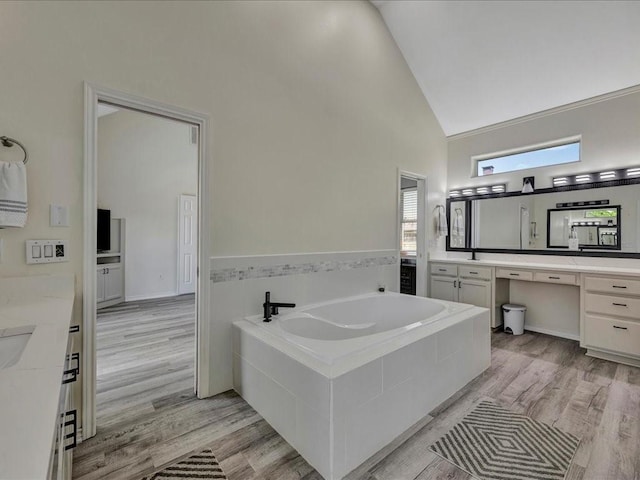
467,183,637,253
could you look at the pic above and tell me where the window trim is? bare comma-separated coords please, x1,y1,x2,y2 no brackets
471,135,582,178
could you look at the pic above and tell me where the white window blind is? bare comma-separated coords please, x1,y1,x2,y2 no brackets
401,189,417,254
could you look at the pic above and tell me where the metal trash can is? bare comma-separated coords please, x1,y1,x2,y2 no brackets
502,304,526,335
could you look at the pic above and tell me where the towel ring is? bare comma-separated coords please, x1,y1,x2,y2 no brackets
1,136,28,165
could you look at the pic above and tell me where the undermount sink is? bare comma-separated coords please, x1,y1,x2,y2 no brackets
0,325,35,369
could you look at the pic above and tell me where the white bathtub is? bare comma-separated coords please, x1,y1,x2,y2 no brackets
233,292,491,480
244,292,475,366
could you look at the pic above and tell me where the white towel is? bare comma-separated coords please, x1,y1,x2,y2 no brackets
0,161,28,228
436,207,448,237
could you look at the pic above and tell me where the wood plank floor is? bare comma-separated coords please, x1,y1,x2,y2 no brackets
74,325,640,480
95,295,195,428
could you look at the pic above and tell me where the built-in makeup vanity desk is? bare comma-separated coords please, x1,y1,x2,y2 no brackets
429,258,640,368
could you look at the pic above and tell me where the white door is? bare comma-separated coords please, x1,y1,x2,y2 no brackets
178,194,197,295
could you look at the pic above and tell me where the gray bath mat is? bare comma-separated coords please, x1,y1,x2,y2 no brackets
141,448,227,479
429,400,580,480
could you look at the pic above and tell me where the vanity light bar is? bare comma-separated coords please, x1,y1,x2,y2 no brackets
448,184,506,198
553,166,640,187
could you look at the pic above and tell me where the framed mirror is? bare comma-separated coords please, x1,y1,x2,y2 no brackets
547,205,620,250
447,200,469,249
446,177,640,258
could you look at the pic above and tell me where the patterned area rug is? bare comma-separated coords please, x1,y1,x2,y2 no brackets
141,449,227,480
429,400,580,480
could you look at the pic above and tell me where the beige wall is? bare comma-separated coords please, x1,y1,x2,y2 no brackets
0,0,446,414
98,109,198,300
448,89,640,191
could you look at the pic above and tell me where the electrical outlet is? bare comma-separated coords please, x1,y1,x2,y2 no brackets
26,240,68,264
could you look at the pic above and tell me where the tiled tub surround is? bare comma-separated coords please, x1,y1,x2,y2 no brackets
209,250,399,394
0,274,75,479
233,294,490,480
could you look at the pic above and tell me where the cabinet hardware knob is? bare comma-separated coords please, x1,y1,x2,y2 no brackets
549,276,560,280
612,285,627,289
509,273,519,276
454,280,457,288
613,325,628,330
438,268,446,272
612,303,628,307
470,271,478,274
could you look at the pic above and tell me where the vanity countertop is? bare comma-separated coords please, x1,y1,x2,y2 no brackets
429,256,640,277
0,274,75,480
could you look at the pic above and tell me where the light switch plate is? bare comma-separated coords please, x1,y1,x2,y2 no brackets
50,205,70,227
26,240,68,264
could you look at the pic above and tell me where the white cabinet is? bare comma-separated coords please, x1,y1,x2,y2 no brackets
96,268,106,304
458,278,492,308
96,218,125,309
96,263,124,308
582,274,640,367
431,276,458,302
430,262,494,323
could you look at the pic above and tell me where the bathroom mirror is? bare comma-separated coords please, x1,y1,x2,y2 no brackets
547,206,620,250
447,200,469,249
447,180,640,257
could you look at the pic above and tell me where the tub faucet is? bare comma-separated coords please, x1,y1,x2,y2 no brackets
263,291,296,322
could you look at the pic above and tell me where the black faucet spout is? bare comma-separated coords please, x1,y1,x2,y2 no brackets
263,291,296,322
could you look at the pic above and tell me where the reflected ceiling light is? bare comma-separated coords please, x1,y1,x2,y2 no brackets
626,168,640,177
449,190,461,197
575,174,592,182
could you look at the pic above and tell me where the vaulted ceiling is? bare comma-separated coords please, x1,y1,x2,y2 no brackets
372,1,640,136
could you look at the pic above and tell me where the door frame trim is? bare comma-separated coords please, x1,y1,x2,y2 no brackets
83,82,212,439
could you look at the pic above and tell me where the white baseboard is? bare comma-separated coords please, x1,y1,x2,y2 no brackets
125,291,178,302
524,325,580,342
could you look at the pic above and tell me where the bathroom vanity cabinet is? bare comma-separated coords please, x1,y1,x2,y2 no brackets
582,274,640,366
429,258,640,368
430,263,501,327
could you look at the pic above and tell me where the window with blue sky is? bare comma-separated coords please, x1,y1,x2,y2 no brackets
476,140,580,176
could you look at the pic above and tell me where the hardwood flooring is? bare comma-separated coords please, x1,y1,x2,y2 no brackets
74,326,640,480
95,295,195,428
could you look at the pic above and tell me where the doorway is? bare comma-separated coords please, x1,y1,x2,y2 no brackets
398,171,427,296
81,83,210,439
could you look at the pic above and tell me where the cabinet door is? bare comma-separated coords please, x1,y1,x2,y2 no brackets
104,264,124,301
459,279,491,308
96,268,106,303
430,276,458,302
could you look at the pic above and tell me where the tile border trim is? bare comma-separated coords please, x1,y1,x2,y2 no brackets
210,253,398,283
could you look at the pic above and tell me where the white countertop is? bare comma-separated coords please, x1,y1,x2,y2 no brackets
429,256,640,277
0,274,75,480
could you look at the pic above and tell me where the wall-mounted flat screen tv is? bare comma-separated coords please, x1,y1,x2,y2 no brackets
97,209,111,252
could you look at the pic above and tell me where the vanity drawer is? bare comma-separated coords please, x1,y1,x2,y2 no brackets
585,276,640,296
431,263,457,277
533,271,578,285
496,268,533,281
584,314,640,357
584,293,640,319
459,265,492,281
